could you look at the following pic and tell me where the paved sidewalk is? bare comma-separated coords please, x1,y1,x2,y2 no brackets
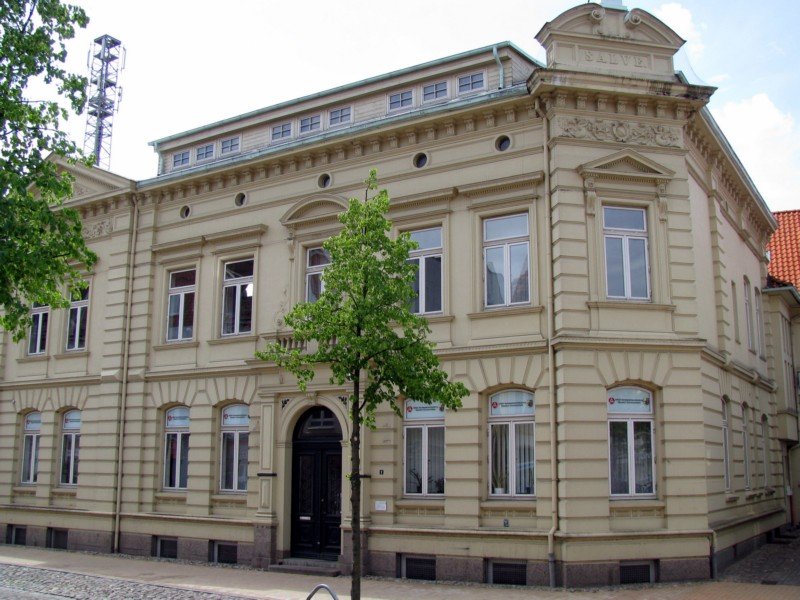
0,543,798,600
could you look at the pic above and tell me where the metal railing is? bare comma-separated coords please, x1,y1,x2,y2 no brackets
306,583,339,600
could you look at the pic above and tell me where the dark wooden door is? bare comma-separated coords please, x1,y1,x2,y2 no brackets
291,407,342,560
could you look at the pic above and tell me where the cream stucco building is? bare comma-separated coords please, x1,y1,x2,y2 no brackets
2,2,798,588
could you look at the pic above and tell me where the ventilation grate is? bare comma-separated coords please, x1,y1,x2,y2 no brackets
47,528,68,550
492,561,527,585
620,562,653,584
404,556,436,580
156,537,178,559
214,542,238,564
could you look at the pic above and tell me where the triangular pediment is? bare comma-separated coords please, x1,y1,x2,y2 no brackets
281,194,348,229
46,154,134,202
579,150,675,182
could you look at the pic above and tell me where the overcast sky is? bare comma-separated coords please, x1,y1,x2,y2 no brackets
59,0,799,212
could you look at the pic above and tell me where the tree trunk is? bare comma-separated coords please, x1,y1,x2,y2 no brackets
350,373,362,600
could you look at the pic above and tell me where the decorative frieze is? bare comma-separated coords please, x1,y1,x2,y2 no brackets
82,218,112,239
555,117,681,148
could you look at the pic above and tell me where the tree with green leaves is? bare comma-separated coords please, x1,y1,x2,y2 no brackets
0,0,96,341
258,170,468,599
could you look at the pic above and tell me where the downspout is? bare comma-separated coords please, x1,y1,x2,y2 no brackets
113,193,140,553
535,97,559,588
493,46,505,90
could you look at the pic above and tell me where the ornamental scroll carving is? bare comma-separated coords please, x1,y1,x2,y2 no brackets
556,117,681,148
82,218,112,239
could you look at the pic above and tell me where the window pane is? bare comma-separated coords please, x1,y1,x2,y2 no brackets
238,285,252,333
633,421,653,494
424,256,442,313
167,294,181,340
221,432,235,490
408,258,420,314
182,292,194,338
307,273,323,303
604,207,645,231
222,285,237,334
485,246,505,306
491,423,509,493
225,260,253,279
171,270,195,288
410,228,442,250
77,307,87,349
509,243,529,303
179,433,190,488
61,434,73,484
605,237,625,297
628,238,648,299
22,435,34,483
485,214,527,241
428,427,445,494
609,422,629,494
73,434,80,484
308,248,330,267
405,428,423,494
238,433,249,491
32,435,40,482
515,422,535,495
165,433,177,488
67,307,79,349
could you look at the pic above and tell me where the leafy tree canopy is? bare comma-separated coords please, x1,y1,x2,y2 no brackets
0,0,96,341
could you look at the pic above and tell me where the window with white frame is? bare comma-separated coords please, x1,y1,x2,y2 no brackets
306,247,330,303
754,288,765,357
164,406,190,490
760,416,769,487
21,412,41,484
603,207,650,300
389,90,412,110
329,106,351,126
608,387,655,496
167,269,196,342
221,259,253,336
28,303,49,355
423,81,447,102
196,143,214,161
60,410,81,485
742,404,751,489
744,278,754,350
732,282,740,342
408,228,442,314
404,399,445,495
172,151,189,168
483,214,530,308
781,315,794,405
458,72,484,93
66,286,89,351
489,390,535,497
220,404,249,492
271,123,291,141
300,114,320,133
221,137,240,155
722,398,731,491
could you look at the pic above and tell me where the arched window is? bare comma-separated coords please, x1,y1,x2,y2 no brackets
164,406,190,490
220,404,249,492
489,390,535,497
722,399,731,491
608,387,654,496
21,412,41,484
404,399,445,495
60,410,81,485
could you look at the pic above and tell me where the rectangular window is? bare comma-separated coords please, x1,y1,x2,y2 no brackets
423,81,447,101
329,106,351,126
608,388,654,496
743,407,751,489
744,279,754,350
389,90,413,110
755,289,765,357
271,123,292,141
489,391,535,496
732,282,740,342
404,399,445,495
66,287,89,351
21,412,41,484
306,247,331,303
483,214,530,308
60,410,81,486
166,269,196,342
458,72,484,93
220,405,249,492
220,137,240,155
760,418,769,488
722,401,731,491
196,143,214,161
603,207,650,300
164,407,190,490
408,228,442,314
221,259,254,336
300,114,321,133
172,151,190,168
28,304,49,355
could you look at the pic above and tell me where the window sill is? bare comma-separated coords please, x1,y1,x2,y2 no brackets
54,350,89,359
609,498,664,509
422,314,454,324
764,487,777,496
17,354,49,364
12,486,36,495
52,487,77,496
208,334,259,346
468,305,544,320
725,494,740,504
153,341,200,351
588,301,675,311
212,493,247,504
156,491,187,503
745,490,762,501
396,497,445,508
480,498,535,509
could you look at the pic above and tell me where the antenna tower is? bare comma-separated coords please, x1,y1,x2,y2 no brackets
84,34,124,170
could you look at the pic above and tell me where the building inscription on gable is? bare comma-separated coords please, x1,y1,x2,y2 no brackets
581,49,649,70
555,117,681,148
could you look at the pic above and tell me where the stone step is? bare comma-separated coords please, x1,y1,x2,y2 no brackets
267,558,342,577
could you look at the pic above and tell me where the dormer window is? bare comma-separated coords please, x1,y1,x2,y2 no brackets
300,115,321,134
458,72,484,94
172,151,190,169
389,90,413,110
272,123,292,141
221,137,240,155
329,106,351,126
196,143,214,161
423,81,447,102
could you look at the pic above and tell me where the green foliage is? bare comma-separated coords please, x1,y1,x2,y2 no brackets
258,169,468,422
0,0,96,340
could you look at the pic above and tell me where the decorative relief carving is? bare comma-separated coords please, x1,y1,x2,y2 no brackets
556,117,681,147
584,178,597,216
82,218,112,239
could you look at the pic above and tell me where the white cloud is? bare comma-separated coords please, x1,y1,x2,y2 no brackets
712,93,800,212
653,3,705,62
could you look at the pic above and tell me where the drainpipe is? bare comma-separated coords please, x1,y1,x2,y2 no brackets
535,97,559,588
493,45,505,90
113,193,140,553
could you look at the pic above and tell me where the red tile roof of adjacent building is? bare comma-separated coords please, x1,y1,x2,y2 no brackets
767,210,800,288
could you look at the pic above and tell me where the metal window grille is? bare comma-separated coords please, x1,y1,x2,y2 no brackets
491,562,527,585
619,562,654,584
403,556,436,580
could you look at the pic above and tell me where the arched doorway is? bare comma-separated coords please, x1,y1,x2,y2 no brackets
291,406,342,560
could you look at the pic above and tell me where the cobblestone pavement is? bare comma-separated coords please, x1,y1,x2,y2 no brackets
719,532,800,586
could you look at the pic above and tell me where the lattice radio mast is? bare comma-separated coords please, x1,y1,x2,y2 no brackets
84,35,124,170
